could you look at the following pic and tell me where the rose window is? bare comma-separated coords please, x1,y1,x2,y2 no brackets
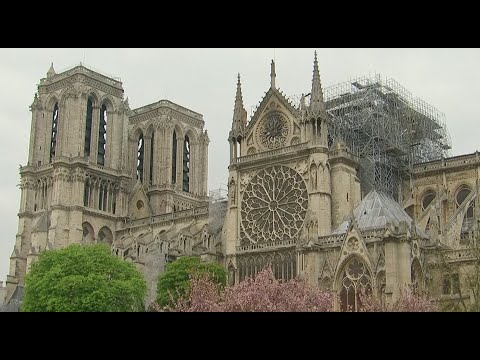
241,166,308,243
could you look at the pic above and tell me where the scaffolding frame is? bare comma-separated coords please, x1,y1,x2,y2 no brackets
306,74,451,200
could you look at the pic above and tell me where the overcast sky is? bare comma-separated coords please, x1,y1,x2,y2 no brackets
1,48,479,283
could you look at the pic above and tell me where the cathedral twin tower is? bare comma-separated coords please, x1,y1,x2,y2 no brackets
7,62,209,297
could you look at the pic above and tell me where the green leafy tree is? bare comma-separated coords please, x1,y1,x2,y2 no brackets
22,244,147,312
156,256,226,309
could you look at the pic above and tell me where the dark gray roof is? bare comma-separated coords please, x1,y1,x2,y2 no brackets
333,189,426,237
207,200,227,234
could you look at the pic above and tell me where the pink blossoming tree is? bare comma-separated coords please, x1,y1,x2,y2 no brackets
158,267,438,312
359,289,438,312
170,267,333,312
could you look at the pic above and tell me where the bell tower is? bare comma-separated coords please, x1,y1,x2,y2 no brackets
6,63,132,300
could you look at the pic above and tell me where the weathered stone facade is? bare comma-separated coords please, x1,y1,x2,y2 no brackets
223,54,480,311
5,64,215,306
5,56,480,311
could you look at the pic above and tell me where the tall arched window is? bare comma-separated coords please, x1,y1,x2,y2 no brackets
84,97,93,157
150,132,155,185
83,179,90,207
422,190,436,211
97,104,107,166
183,136,190,192
172,131,177,184
456,186,475,240
50,103,59,163
137,134,144,183
411,261,422,295
339,257,372,312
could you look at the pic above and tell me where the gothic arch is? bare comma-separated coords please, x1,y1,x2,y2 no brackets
59,86,76,107
454,183,474,207
100,95,116,112
46,94,60,111
98,226,113,245
86,90,101,107
172,123,185,140
290,137,300,146
145,124,155,139
411,259,423,294
420,188,436,211
132,127,145,142
376,271,386,306
82,222,95,244
184,128,198,145
336,255,373,312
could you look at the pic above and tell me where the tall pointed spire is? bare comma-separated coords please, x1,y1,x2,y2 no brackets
309,51,326,116
231,73,247,137
47,62,56,79
270,60,276,89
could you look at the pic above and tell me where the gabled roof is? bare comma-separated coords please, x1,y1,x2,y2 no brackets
333,189,426,237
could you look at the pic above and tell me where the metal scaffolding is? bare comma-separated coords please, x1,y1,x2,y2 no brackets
320,74,451,200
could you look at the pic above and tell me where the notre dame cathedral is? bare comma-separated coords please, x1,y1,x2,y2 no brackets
4,53,480,311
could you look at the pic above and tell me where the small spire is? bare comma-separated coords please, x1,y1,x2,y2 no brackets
231,73,247,136
47,62,56,78
310,51,325,115
270,60,276,89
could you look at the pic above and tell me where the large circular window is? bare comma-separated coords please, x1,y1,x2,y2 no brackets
241,166,308,243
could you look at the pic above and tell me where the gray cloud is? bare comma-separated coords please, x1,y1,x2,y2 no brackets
1,48,478,282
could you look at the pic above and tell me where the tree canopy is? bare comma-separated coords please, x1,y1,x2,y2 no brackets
22,244,147,312
156,256,226,309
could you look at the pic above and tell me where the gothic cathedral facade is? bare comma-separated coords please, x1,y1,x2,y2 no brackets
5,55,480,311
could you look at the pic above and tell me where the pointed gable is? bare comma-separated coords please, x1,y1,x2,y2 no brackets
128,181,152,220
246,87,300,133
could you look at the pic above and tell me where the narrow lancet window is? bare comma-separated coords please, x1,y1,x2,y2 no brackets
84,98,93,157
183,136,190,192
83,180,90,207
137,134,144,183
150,132,155,184
50,103,59,163
172,131,177,184
97,104,107,165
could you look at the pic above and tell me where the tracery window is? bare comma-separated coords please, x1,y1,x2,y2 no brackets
237,252,297,282
443,273,460,295
241,166,308,244
339,257,372,312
